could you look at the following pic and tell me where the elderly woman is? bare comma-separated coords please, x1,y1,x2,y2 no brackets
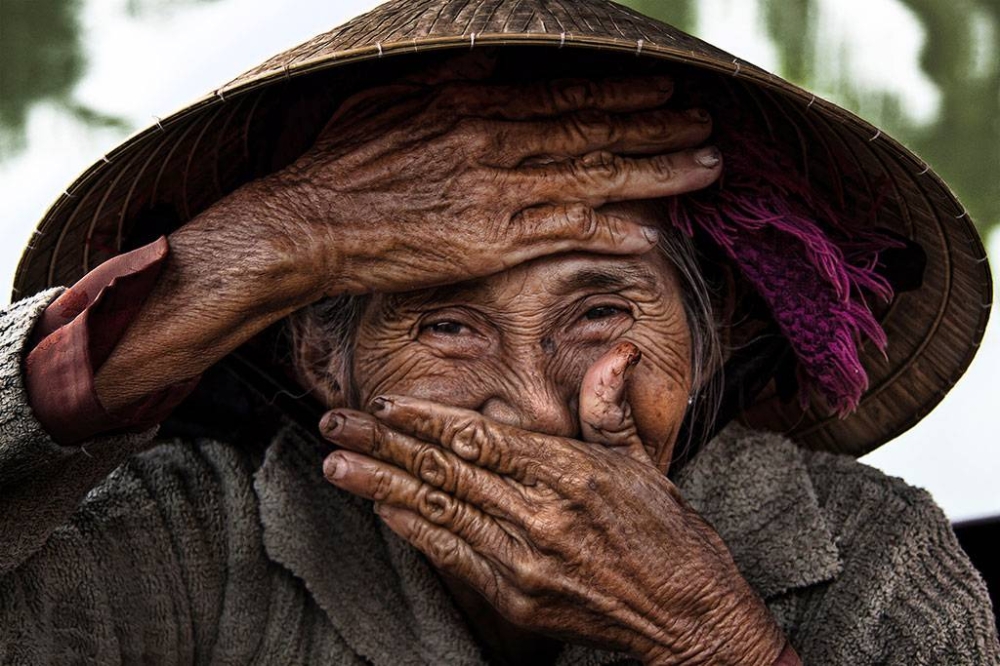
1,1,997,665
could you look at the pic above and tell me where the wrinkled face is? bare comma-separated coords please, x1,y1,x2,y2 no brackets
350,209,694,472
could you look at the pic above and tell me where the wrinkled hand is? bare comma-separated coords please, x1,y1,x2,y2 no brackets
319,343,785,665
93,61,721,410
272,60,721,296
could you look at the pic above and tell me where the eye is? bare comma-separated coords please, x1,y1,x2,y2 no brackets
425,320,466,335
416,313,490,358
585,305,627,320
570,301,634,343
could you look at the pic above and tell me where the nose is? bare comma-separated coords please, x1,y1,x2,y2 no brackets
480,383,578,438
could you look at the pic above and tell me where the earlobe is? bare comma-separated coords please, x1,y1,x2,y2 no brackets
314,369,349,409
290,321,351,409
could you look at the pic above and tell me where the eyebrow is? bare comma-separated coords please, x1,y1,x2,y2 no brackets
382,281,486,314
383,263,662,314
548,265,661,296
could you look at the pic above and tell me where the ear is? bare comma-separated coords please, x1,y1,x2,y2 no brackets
290,323,351,409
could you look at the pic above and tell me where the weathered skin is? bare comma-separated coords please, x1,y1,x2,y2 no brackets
317,224,785,665
95,69,721,410
86,61,784,664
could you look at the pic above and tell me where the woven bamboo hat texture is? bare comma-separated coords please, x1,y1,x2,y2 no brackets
13,0,992,458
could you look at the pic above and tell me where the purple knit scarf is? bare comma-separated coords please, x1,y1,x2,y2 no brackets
668,129,897,417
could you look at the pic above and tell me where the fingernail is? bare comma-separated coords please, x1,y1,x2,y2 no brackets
642,226,659,244
371,396,389,413
324,453,348,480
613,341,642,376
687,107,711,123
320,412,344,436
696,146,721,168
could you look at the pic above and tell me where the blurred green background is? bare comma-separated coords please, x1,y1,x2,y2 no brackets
0,0,998,520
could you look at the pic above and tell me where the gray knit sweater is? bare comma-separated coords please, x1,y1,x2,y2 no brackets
2,291,998,665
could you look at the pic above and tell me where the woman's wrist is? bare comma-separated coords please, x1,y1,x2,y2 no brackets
93,177,334,410
636,573,787,665
642,616,786,666
179,174,335,309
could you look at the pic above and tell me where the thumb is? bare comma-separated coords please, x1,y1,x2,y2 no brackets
578,341,652,465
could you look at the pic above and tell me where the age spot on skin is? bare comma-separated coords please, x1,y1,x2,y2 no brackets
541,336,556,355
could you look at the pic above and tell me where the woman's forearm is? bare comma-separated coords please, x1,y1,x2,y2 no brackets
94,70,714,411
0,293,157,573
93,177,328,412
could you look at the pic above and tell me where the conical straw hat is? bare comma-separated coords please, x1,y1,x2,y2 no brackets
13,0,992,457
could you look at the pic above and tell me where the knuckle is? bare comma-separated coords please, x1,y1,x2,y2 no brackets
370,468,395,502
521,510,548,539
688,110,713,135
604,214,627,245
534,501,576,537
446,418,488,463
558,465,603,498
578,151,622,180
512,206,545,236
502,592,539,627
453,116,483,139
369,422,390,458
574,206,601,240
513,560,549,595
552,79,590,109
418,489,459,526
488,165,514,189
414,446,453,489
653,155,677,179
427,531,463,569
574,110,616,144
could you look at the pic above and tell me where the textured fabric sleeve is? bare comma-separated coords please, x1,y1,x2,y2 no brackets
25,236,199,445
0,438,287,665
790,454,1000,665
1,292,296,662
0,290,157,574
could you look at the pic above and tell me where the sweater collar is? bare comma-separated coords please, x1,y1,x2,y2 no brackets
253,423,486,665
253,422,841,664
673,424,843,599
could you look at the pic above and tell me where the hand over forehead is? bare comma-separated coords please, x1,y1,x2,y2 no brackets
274,58,720,302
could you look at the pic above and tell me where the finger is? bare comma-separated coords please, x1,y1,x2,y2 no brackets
436,75,676,119
320,412,534,519
499,204,659,262
578,341,650,464
511,146,723,207
402,50,498,85
318,83,427,135
376,504,506,602
492,107,713,167
363,396,569,485
324,450,524,548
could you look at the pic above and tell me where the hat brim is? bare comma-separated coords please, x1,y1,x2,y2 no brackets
13,0,992,457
